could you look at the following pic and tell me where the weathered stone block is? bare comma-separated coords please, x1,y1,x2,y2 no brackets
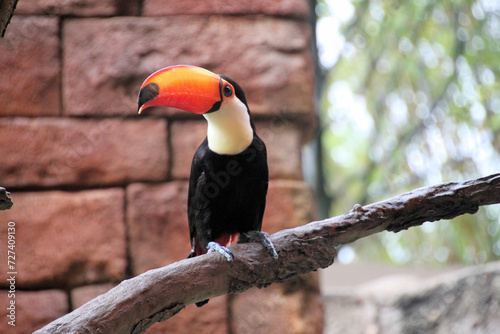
15,0,139,16
63,17,314,116
169,120,207,180
323,292,377,334
71,283,116,309
0,290,67,333
0,16,60,116
143,0,310,19
0,189,126,287
147,296,228,334
377,262,500,334
230,276,324,334
0,118,168,188
256,120,305,180
324,261,500,334
126,181,191,275
263,180,317,233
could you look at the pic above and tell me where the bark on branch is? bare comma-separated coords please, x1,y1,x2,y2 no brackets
34,173,500,334
0,0,18,37
0,187,13,210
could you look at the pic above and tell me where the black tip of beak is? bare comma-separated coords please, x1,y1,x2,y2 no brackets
138,82,160,112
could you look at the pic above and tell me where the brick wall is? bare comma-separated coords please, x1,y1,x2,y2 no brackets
0,1,322,333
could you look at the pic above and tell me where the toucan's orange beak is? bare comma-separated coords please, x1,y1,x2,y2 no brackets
137,65,223,115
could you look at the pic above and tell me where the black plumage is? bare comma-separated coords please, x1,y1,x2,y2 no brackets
187,136,268,256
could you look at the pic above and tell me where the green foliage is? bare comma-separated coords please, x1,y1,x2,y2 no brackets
317,0,500,265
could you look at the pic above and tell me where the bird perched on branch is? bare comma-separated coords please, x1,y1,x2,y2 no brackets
137,65,278,306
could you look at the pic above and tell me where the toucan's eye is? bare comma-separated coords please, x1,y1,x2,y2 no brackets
223,84,233,97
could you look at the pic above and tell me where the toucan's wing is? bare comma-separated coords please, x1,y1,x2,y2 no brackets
187,138,210,257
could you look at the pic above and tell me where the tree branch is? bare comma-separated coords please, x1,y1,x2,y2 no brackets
34,173,500,334
0,187,13,210
0,0,18,37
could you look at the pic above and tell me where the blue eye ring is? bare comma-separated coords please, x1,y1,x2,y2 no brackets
223,84,233,97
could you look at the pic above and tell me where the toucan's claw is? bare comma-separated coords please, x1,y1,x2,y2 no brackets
239,231,278,259
207,241,234,266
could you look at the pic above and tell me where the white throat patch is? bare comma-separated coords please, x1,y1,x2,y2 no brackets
203,97,254,155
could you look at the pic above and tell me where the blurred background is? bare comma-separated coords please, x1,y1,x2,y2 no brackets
312,0,500,268
313,2,500,332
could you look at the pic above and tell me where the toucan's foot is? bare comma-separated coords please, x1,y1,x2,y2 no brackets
239,231,278,259
207,241,234,265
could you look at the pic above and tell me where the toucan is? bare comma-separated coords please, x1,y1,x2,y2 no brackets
137,65,278,307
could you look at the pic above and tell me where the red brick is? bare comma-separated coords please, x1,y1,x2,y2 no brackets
170,120,304,180
15,0,139,16
169,120,207,180
0,189,126,287
230,275,324,334
0,16,60,116
263,180,317,234
0,290,68,333
143,0,310,19
71,283,116,309
126,181,191,275
256,120,304,180
0,118,168,188
62,17,314,116
147,296,228,334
